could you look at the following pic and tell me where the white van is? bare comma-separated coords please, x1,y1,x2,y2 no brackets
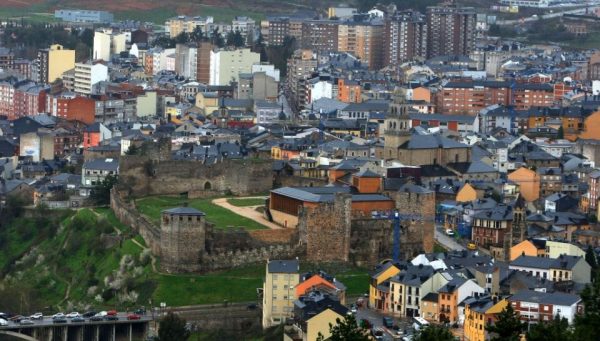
412,317,430,331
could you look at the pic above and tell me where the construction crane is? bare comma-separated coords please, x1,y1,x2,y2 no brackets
384,211,423,263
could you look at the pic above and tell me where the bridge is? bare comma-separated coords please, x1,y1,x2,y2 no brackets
0,313,151,341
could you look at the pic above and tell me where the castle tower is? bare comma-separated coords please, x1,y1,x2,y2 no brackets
384,90,412,160
160,207,206,272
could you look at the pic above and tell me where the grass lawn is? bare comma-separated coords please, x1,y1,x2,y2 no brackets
227,198,266,207
136,196,267,230
114,8,178,24
152,264,265,306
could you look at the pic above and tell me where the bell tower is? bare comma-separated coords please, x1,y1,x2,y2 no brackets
384,90,412,160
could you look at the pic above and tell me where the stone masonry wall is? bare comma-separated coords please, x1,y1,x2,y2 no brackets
298,193,352,263
118,157,272,197
387,190,436,257
350,219,394,267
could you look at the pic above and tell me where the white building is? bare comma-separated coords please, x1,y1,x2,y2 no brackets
74,61,108,95
209,48,260,86
309,80,333,103
251,64,280,82
93,29,127,61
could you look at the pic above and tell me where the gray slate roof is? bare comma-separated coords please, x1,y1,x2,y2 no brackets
162,207,205,216
268,259,299,274
508,290,580,306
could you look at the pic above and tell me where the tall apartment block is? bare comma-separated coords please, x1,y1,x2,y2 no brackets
426,5,476,58
383,10,427,67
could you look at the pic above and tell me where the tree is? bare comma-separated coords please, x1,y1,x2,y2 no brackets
89,175,118,205
125,144,140,155
152,35,175,49
557,125,564,139
413,324,454,341
211,28,225,48
190,26,204,43
586,245,598,280
174,31,190,44
574,274,600,341
526,314,572,341
158,312,190,341
226,30,244,47
486,304,525,341
316,314,370,341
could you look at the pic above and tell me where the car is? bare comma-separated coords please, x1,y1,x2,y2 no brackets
90,315,104,322
52,313,65,319
19,319,34,325
0,319,7,326
96,311,108,317
71,316,85,323
134,308,146,315
105,315,119,321
445,229,455,236
383,316,394,328
350,304,357,314
9,315,24,322
82,311,96,318
30,313,43,320
372,328,384,340
467,242,477,250
53,318,67,324
106,310,117,316
66,312,80,318
127,314,141,320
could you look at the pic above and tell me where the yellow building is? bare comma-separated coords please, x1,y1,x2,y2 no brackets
509,240,545,261
507,167,540,202
262,259,300,328
464,297,508,341
456,183,479,203
38,44,75,84
369,262,401,311
284,306,347,341
195,92,220,115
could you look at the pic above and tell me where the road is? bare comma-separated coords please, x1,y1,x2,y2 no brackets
0,313,152,329
355,306,413,341
496,5,600,25
435,226,465,251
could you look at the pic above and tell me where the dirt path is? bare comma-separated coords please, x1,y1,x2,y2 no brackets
211,198,282,230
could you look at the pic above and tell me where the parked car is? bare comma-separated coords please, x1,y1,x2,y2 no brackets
134,308,146,315
52,313,65,319
66,312,80,318
96,311,108,317
106,310,117,316
72,316,85,323
127,314,141,320
82,311,97,318
0,319,8,326
19,319,34,325
372,328,384,340
9,315,24,322
53,318,67,324
105,315,119,321
383,317,394,328
445,229,455,236
467,242,477,250
90,315,104,322
30,313,43,320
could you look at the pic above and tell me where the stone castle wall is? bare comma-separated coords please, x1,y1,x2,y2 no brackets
118,157,272,198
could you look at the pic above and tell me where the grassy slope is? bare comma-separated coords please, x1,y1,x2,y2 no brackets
136,196,268,230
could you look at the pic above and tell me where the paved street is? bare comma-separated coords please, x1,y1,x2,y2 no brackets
354,305,414,340
435,225,465,251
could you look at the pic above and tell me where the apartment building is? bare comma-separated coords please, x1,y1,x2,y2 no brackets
37,44,75,84
73,61,108,95
166,16,214,39
262,259,300,328
93,29,127,62
383,10,427,67
426,5,476,58
286,49,318,110
301,20,339,52
337,21,384,70
209,48,260,86
509,290,582,324
471,204,514,260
